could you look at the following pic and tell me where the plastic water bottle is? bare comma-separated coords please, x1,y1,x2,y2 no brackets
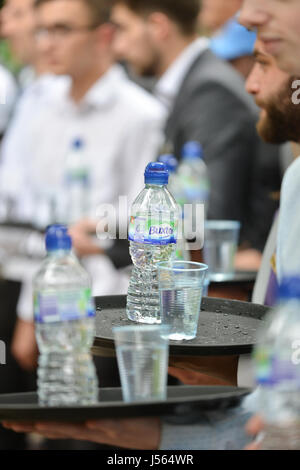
253,277,300,450
158,154,179,200
177,142,210,240
33,225,98,406
127,162,180,324
158,154,190,262
63,138,90,224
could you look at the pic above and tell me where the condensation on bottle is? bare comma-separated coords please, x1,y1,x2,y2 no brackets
62,138,90,225
158,154,190,262
177,141,210,241
126,162,180,324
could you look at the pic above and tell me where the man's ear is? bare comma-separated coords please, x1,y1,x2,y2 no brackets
147,12,173,41
96,23,116,49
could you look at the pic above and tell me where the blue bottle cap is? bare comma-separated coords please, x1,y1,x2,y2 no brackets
278,277,300,300
72,139,84,150
145,162,169,185
158,154,178,174
45,225,72,252
182,141,204,160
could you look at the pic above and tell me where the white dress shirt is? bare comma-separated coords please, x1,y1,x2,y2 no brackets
0,73,68,217
0,64,166,321
1,65,166,218
237,157,300,389
277,155,300,281
154,37,209,111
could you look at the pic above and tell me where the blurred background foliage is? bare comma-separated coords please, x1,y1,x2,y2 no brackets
0,0,22,75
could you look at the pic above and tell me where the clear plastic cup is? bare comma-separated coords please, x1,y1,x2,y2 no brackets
113,325,169,403
203,220,241,280
157,261,208,341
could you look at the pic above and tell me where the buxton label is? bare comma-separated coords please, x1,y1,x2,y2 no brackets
128,215,177,245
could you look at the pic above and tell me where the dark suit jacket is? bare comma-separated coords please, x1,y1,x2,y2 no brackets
164,49,281,251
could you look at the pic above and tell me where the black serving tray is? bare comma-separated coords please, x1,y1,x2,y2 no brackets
93,296,269,357
0,386,250,422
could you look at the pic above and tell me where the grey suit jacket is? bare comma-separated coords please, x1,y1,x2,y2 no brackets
164,49,281,250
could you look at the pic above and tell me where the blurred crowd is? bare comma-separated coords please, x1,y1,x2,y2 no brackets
0,0,296,450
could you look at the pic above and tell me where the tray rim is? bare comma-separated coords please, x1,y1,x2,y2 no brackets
0,386,251,421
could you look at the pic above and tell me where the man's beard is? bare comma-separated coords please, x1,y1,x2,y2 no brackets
256,77,300,144
133,45,162,78
135,62,158,78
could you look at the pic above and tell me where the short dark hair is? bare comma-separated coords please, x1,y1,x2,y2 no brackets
113,0,201,36
34,0,112,26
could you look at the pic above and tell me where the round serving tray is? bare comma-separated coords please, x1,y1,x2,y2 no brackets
209,271,257,284
93,295,269,357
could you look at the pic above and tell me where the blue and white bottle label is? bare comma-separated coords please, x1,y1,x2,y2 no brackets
34,288,95,324
128,215,177,245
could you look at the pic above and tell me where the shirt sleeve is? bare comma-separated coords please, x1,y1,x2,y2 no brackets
104,238,131,269
277,156,300,282
14,259,41,322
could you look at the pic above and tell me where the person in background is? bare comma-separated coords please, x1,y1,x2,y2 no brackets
0,0,165,379
0,1,20,137
4,31,300,453
5,0,300,451
240,0,300,77
0,62,17,136
210,15,256,80
0,0,165,452
110,0,281,265
1,0,49,87
0,0,67,377
199,2,285,275
237,38,300,389
239,0,300,282
2,353,253,450
244,39,300,448
0,0,36,452
199,0,242,35
198,0,254,79
207,12,283,273
239,0,300,444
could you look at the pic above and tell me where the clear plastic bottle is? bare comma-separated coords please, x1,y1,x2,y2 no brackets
158,154,180,203
177,141,210,240
158,154,190,262
63,138,90,224
253,277,300,450
127,162,180,324
33,225,98,406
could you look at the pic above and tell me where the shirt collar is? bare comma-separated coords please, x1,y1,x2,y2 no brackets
84,64,127,108
154,37,209,111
